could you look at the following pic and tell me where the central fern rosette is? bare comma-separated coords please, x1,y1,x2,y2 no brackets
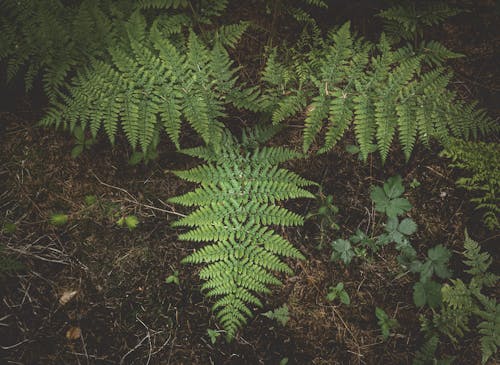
169,127,316,340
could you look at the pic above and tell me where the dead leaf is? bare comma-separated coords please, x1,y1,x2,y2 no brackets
59,290,78,305
66,326,81,340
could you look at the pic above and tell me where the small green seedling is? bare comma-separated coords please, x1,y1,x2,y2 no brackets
326,282,350,305
84,195,98,206
375,307,398,340
117,215,139,230
263,304,289,326
71,126,95,158
279,358,289,365
409,178,421,189
50,213,69,226
370,175,412,218
165,271,180,286
207,328,220,344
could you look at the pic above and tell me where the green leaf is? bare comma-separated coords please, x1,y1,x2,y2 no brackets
207,329,220,344
385,216,399,232
125,215,139,230
386,198,412,218
339,291,351,305
50,213,68,226
117,215,139,230
427,244,452,279
73,126,84,142
370,186,388,208
371,177,412,218
398,218,417,235
331,239,355,264
413,280,442,308
383,175,405,199
279,358,289,365
165,271,180,285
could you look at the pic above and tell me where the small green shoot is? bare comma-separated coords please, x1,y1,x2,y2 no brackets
117,215,139,230
409,178,421,189
263,304,289,326
207,328,220,344
326,282,350,305
370,175,412,218
165,271,180,286
375,307,398,340
84,195,98,206
50,213,69,226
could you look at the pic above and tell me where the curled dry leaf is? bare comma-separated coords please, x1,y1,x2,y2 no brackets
59,290,78,305
66,326,81,340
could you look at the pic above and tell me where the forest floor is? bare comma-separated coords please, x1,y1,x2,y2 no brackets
0,1,499,364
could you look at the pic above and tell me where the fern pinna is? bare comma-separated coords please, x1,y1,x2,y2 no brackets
260,22,497,161
39,11,257,153
169,127,315,340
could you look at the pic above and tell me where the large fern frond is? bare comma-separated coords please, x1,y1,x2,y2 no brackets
169,127,315,340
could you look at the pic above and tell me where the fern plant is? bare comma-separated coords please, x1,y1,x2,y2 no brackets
0,0,237,103
168,126,315,340
40,11,259,153
0,0,125,101
259,22,497,161
440,139,500,230
420,232,499,364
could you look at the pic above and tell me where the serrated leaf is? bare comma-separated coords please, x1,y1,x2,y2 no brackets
398,218,417,235
339,291,351,305
331,239,354,264
386,197,412,218
413,280,442,308
383,175,405,198
385,216,399,232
